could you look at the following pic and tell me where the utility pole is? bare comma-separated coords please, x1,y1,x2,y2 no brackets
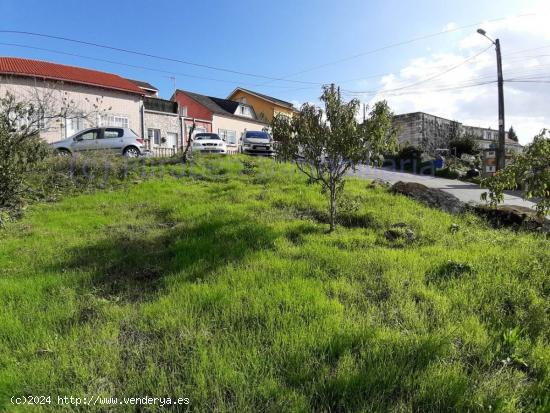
495,39,506,170
478,29,506,170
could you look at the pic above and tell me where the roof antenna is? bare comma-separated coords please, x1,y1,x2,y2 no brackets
166,75,176,93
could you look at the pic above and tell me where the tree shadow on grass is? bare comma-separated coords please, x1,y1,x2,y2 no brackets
51,207,278,302
281,330,450,412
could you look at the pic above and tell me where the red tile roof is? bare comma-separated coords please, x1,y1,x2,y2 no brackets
0,57,144,95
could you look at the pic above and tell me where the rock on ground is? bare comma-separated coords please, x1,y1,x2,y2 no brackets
390,181,549,234
391,181,466,214
474,205,550,233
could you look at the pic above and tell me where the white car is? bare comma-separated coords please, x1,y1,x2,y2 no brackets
191,133,227,154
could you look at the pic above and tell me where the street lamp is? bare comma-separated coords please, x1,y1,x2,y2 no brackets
477,28,506,170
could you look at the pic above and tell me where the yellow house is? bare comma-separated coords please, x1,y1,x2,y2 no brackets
227,87,298,123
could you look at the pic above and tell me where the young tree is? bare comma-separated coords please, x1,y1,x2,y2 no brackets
272,85,397,232
0,86,107,221
508,126,519,142
482,130,550,216
450,132,479,157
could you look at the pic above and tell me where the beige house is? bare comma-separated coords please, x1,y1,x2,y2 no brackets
0,57,186,157
0,57,144,143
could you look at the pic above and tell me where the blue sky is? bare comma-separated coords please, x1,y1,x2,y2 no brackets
0,0,547,142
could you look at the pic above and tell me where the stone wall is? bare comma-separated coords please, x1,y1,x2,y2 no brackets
144,110,181,149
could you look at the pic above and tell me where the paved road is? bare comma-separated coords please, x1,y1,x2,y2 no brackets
351,165,539,210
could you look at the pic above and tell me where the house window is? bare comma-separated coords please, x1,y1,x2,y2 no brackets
486,165,496,173
180,106,188,117
148,128,161,145
99,114,129,128
66,114,86,137
218,129,236,145
37,109,49,131
238,105,253,118
70,117,85,131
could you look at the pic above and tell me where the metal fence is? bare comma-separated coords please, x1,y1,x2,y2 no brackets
149,147,177,158
148,147,242,157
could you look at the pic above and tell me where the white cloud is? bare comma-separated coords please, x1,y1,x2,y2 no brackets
444,22,457,31
365,2,550,145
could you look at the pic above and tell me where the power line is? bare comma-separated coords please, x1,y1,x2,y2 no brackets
1,18,519,90
0,41,333,89
0,30,323,85
342,79,497,99
341,45,492,95
256,13,536,87
1,20,547,99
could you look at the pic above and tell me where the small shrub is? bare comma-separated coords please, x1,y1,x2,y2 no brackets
450,133,479,157
241,159,259,176
396,145,423,171
382,222,417,248
435,167,461,180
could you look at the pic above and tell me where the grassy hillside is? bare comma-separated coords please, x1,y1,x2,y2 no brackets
1,155,548,412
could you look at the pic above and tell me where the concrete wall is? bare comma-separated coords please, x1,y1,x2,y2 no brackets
0,75,142,143
394,112,523,156
394,112,459,154
393,113,424,148
421,114,460,154
212,114,268,149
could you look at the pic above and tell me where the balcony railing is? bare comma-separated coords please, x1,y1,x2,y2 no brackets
144,97,178,114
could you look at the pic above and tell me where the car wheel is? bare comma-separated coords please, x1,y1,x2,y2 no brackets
123,146,140,158
56,148,71,156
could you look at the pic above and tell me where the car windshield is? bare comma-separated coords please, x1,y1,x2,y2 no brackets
245,131,270,140
195,133,220,140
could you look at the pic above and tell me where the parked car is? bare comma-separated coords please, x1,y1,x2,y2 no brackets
50,127,146,157
240,131,275,156
191,133,227,154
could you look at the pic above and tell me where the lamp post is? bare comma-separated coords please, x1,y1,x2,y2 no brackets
477,28,506,170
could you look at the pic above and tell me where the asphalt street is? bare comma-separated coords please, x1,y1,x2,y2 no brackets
351,165,539,211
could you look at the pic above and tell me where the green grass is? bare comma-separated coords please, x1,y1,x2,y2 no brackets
1,155,549,412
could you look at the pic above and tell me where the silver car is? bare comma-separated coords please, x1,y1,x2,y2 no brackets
240,131,275,156
49,127,146,157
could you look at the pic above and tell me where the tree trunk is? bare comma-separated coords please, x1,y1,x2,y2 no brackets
181,123,195,163
329,180,337,232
